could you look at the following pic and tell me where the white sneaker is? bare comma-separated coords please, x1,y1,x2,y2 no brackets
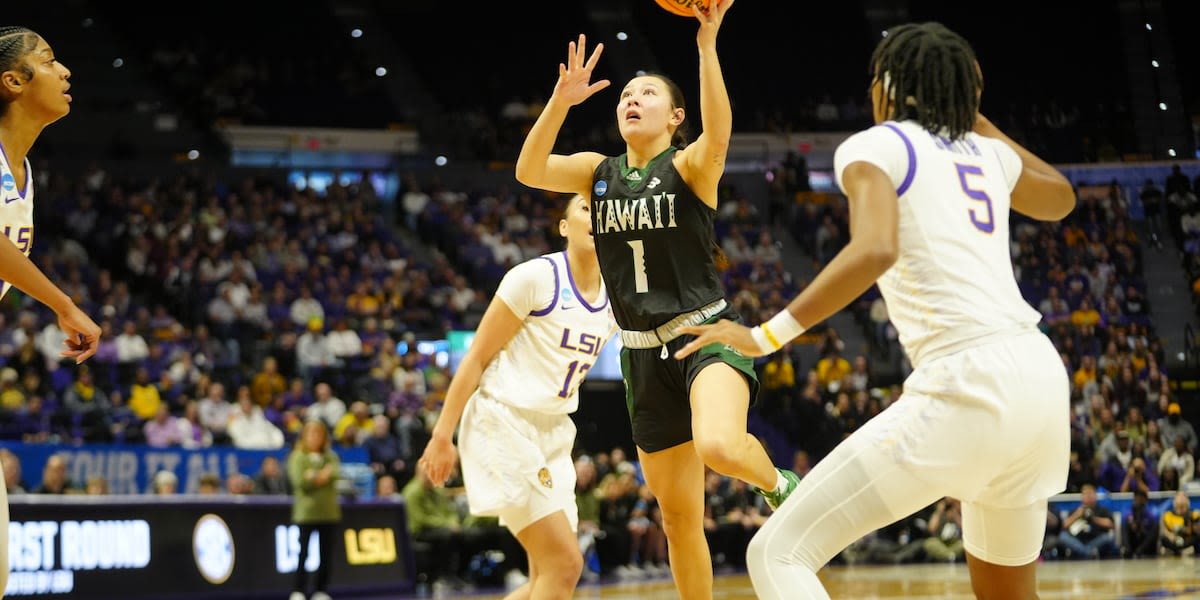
288,593,306,600
311,592,332,600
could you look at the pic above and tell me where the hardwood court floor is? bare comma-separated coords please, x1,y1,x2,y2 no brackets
430,558,1200,599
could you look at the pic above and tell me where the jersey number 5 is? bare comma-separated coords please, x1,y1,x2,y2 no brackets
955,163,994,234
627,240,649,293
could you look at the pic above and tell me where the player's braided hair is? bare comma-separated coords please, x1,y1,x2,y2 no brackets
0,26,38,114
871,22,981,139
0,26,36,79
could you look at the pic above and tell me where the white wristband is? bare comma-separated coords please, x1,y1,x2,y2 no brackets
752,309,806,354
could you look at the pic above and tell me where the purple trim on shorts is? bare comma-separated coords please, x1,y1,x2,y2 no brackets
562,251,608,313
881,122,916,197
528,256,559,317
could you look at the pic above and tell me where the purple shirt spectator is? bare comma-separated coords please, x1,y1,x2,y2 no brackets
143,409,182,448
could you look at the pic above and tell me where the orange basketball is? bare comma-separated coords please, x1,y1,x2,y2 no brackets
654,0,713,17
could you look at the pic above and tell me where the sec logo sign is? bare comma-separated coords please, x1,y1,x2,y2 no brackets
193,514,236,584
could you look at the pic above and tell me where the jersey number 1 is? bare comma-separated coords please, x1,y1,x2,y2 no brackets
627,240,648,293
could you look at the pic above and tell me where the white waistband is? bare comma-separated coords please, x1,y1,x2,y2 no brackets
618,299,728,349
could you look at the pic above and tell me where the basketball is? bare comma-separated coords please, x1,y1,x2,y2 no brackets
654,0,714,18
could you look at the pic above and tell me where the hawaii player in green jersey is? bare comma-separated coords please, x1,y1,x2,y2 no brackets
515,3,798,598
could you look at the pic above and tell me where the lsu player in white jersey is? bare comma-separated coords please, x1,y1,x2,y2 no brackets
675,22,1076,600
419,194,616,599
0,25,103,598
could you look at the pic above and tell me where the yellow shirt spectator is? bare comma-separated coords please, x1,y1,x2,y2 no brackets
129,381,162,421
816,353,852,389
762,355,796,390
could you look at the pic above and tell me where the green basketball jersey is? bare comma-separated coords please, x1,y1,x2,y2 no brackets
590,147,724,332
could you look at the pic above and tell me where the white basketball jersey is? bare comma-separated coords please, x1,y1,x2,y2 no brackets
478,252,617,414
834,120,1042,367
0,146,34,301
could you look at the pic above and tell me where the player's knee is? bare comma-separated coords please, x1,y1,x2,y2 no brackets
533,546,582,591
747,522,821,573
746,526,771,566
693,436,738,474
657,501,704,538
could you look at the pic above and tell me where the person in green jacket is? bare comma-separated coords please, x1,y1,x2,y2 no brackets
288,420,341,600
403,464,481,588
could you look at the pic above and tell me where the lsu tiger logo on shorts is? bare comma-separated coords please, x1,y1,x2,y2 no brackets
537,467,553,489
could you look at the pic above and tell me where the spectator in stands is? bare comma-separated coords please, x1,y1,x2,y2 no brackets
83,475,107,496
197,381,233,445
1122,488,1158,558
307,382,346,430
252,455,290,495
225,472,254,496
1138,178,1167,249
364,414,408,485
296,318,336,389
34,455,77,494
1119,456,1157,494
1159,435,1195,487
197,473,222,495
250,356,286,408
815,348,851,393
1161,402,1198,455
922,497,964,563
1056,484,1117,559
402,463,476,590
177,399,212,449
1,449,26,495
152,470,178,495
129,366,162,422
289,286,325,329
143,404,181,448
62,366,112,442
228,386,285,450
1160,490,1200,556
288,420,341,600
333,400,372,447
115,320,150,384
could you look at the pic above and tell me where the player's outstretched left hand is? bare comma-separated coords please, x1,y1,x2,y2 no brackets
674,320,763,359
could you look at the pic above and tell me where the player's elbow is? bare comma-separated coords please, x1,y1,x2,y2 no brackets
1013,176,1077,222
1045,182,1078,221
859,239,898,274
514,163,540,188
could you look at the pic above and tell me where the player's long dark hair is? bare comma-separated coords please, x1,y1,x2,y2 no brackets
0,26,38,115
870,22,981,139
643,72,690,149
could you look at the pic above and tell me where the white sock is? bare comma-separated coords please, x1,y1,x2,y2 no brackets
774,470,787,493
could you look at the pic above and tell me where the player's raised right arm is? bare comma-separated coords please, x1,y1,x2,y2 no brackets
516,34,610,195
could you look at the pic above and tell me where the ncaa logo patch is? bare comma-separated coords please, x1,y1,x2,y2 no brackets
537,467,553,489
560,288,573,302
1,172,14,193
593,180,607,197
